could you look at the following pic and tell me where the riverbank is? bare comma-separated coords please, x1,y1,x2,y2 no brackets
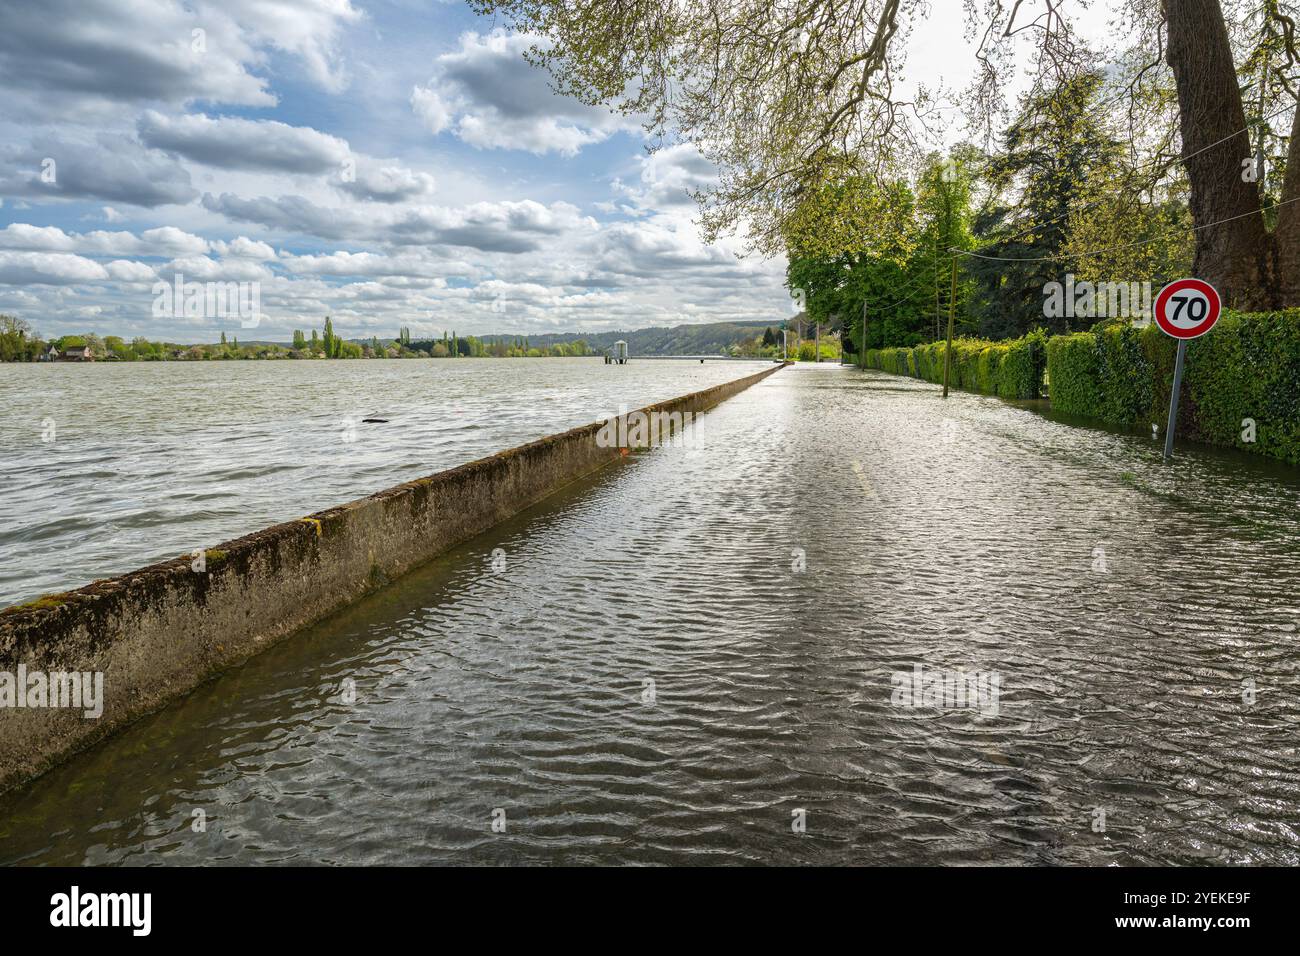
0,364,785,795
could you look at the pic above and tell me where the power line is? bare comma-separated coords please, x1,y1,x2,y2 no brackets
830,269,948,319
867,280,937,316
956,196,1300,263
810,103,1299,317
974,101,1297,252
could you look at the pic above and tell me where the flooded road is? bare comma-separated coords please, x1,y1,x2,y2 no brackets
2,363,1299,865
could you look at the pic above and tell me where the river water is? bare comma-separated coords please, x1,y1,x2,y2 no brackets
0,358,769,608
2,362,1299,865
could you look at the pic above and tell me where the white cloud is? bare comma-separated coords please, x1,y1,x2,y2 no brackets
0,223,210,258
617,144,718,210
0,7,797,339
0,225,77,252
0,251,110,285
216,0,364,94
104,260,158,282
0,0,364,118
411,31,634,156
281,250,446,278
138,111,352,173
163,255,271,282
132,227,212,258
0,135,198,208
210,237,278,260
336,163,436,203
203,192,595,252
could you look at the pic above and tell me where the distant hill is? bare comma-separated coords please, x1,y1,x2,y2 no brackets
464,320,782,356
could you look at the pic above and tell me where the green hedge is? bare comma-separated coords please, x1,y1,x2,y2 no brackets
863,330,1048,400
1044,310,1300,464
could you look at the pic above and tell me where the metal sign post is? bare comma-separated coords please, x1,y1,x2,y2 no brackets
1153,278,1222,461
1163,340,1187,460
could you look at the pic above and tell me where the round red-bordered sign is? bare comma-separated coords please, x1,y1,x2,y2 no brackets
1153,278,1221,339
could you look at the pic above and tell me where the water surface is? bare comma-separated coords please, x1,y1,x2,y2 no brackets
0,358,769,606
1,363,1298,865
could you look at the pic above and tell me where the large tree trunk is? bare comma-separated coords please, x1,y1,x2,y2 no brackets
1165,0,1277,309
1274,105,1300,306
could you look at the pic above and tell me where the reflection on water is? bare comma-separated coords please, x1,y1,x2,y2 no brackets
0,358,770,606
1,363,1298,865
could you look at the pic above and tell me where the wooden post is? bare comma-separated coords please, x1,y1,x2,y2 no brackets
941,255,957,398
815,322,820,362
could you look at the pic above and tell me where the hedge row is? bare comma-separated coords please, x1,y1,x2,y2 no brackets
1045,310,1300,465
863,330,1048,400
860,310,1300,465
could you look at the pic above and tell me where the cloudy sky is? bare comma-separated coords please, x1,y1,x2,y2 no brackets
0,0,1117,343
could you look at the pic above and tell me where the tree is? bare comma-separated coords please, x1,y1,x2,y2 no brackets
318,316,345,358
1097,0,1300,308
0,315,40,362
914,150,976,340
474,0,932,256
1161,0,1300,307
472,0,1103,257
784,175,926,350
762,327,777,348
966,73,1122,337
293,329,306,349
481,0,1300,308
1063,174,1193,289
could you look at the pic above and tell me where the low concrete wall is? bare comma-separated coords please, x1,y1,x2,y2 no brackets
0,364,785,794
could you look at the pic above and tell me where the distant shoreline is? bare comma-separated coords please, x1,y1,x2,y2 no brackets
0,315,815,363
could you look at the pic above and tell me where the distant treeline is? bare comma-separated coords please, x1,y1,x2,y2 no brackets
0,315,592,362
0,314,835,363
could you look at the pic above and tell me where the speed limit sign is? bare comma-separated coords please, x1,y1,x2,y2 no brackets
1154,278,1221,339
1154,278,1222,460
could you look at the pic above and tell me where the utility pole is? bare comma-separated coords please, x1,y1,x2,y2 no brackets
860,300,867,370
941,254,957,398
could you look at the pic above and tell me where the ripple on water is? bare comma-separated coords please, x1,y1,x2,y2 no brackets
1,363,1298,865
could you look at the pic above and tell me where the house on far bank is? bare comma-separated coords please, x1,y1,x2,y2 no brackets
42,345,60,362
59,345,93,361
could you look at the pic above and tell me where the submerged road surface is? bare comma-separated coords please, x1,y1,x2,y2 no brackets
3,363,1299,865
